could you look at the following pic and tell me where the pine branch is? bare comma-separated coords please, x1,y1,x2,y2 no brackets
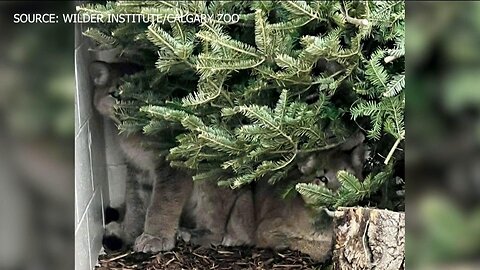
270,17,314,31
254,9,271,55
147,24,178,54
182,75,227,107
281,1,319,19
83,28,117,48
274,90,288,127
296,183,336,206
196,30,261,58
192,169,225,181
197,54,265,74
366,49,389,91
384,73,405,97
297,166,393,208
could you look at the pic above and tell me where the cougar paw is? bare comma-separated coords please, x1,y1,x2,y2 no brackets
134,233,175,253
181,228,222,247
103,222,127,253
221,235,252,247
177,228,192,242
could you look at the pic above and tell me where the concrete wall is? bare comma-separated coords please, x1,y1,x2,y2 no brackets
74,23,109,270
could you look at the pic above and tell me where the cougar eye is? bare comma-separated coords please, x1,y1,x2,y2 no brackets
314,176,328,185
319,176,328,184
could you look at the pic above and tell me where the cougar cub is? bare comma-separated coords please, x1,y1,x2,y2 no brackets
90,61,255,253
254,133,368,261
298,132,368,190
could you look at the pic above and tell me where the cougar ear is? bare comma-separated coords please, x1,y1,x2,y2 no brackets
89,61,110,87
297,154,317,175
339,131,365,151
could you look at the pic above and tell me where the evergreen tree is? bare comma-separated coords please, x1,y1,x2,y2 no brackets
79,1,405,209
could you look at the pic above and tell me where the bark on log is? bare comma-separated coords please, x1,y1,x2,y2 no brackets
332,207,405,270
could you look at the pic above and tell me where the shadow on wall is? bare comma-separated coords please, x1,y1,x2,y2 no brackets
407,2,480,269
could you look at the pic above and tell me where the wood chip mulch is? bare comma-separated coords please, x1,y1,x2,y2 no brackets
95,240,325,270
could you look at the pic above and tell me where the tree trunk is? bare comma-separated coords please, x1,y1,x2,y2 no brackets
332,207,405,270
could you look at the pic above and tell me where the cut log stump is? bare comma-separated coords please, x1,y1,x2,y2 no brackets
332,207,405,270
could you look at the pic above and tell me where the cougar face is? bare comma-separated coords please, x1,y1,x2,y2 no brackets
311,149,364,190
299,133,368,191
89,61,129,124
